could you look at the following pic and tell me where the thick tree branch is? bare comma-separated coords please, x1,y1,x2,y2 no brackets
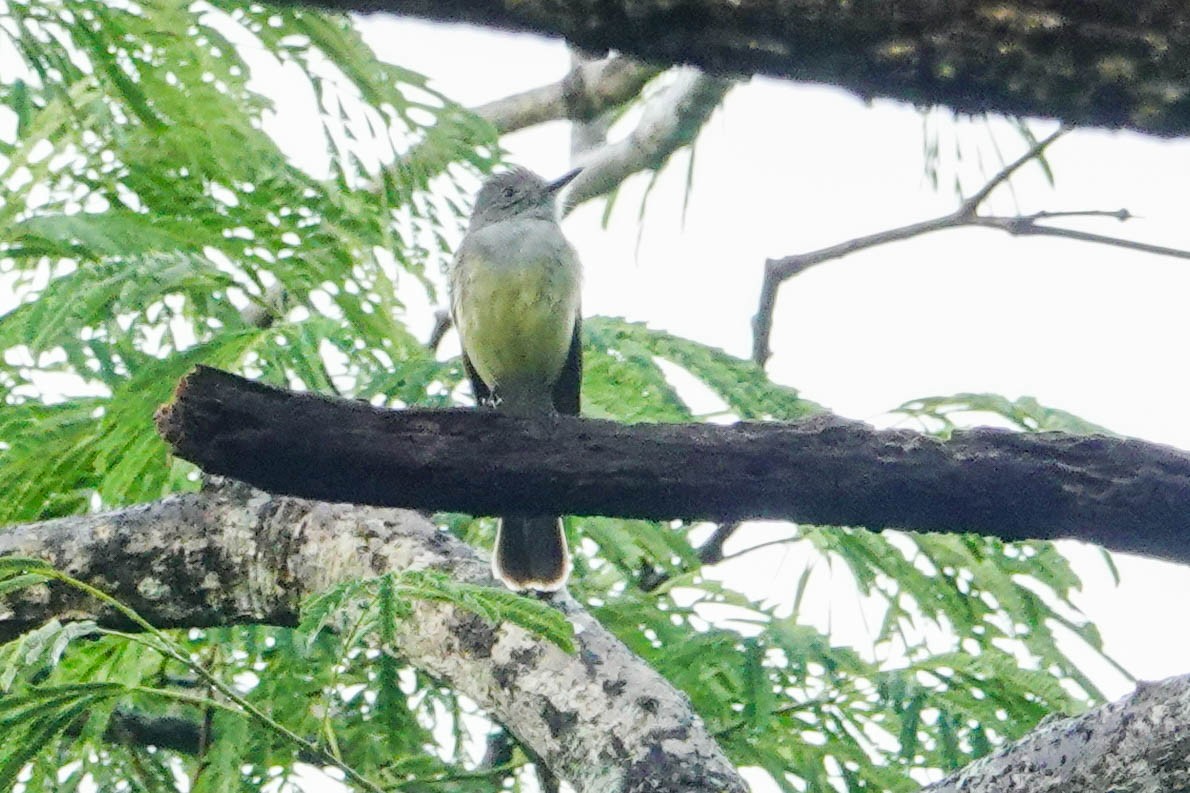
274,0,1190,138
155,366,1190,565
0,483,745,793
923,674,1190,792
474,56,659,135
750,130,1190,365
7,487,1187,791
9,490,1190,785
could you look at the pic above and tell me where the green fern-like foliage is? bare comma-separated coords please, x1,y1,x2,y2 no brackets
0,0,495,524
0,4,1126,792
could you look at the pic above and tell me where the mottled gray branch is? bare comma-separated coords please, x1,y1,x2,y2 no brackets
155,366,1190,566
0,483,744,793
924,674,1190,793
475,56,658,135
564,69,731,210
6,489,1190,790
270,0,1190,138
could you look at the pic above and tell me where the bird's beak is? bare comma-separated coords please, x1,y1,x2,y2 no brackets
547,168,583,194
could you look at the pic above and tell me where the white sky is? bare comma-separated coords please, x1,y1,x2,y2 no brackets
6,10,1190,792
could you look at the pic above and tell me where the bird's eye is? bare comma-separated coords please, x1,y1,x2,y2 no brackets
502,186,515,200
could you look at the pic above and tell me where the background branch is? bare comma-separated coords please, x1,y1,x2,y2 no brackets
750,130,1190,364
155,366,1190,565
0,482,745,793
567,49,616,160
475,55,658,135
639,520,743,592
564,69,732,210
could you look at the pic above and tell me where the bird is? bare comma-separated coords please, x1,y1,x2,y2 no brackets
449,166,583,591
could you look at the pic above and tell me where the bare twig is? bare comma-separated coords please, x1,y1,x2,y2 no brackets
751,129,1190,365
696,521,744,566
971,213,1190,260
958,128,1066,215
713,536,798,566
639,520,745,592
426,308,452,352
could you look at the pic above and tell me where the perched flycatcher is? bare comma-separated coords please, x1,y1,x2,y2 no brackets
449,166,583,591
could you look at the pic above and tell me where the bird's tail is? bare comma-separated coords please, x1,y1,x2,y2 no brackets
493,515,570,591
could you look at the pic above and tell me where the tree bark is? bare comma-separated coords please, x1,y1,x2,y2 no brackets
4,484,1188,792
0,481,745,793
275,0,1190,137
924,674,1190,792
156,366,1190,565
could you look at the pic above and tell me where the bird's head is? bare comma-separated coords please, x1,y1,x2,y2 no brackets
468,166,582,229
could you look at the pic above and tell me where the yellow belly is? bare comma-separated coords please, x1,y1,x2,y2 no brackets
452,222,580,412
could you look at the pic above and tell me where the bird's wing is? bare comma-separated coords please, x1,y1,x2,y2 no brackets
449,243,495,408
551,312,582,416
461,350,493,407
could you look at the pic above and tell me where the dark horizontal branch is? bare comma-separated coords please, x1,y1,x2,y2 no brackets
277,0,1190,137
157,366,1190,565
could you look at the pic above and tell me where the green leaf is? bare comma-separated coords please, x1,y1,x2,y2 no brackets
585,317,821,421
301,570,575,655
893,392,1113,437
392,571,575,653
0,681,126,789
0,556,53,577
0,572,50,597
192,711,251,793
0,620,101,691
298,578,370,648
